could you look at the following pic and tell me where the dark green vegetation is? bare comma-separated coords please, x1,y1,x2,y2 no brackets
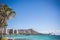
0,4,16,40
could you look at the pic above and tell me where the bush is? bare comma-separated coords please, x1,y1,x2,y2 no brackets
1,37,7,40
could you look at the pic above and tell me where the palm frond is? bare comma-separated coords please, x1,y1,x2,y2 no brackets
7,11,16,19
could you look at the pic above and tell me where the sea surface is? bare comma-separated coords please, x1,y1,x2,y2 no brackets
5,35,60,40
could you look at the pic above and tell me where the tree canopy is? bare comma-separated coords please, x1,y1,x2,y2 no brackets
0,4,16,27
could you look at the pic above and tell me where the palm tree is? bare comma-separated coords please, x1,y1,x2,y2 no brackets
0,4,16,39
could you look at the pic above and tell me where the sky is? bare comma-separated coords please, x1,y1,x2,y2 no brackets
1,0,60,35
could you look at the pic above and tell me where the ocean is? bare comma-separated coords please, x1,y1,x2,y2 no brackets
5,35,60,40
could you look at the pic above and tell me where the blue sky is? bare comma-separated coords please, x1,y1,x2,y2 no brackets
1,0,60,35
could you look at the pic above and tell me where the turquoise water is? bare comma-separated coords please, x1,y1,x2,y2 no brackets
5,35,60,40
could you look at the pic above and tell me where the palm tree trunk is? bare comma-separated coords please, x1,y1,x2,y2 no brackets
0,27,2,40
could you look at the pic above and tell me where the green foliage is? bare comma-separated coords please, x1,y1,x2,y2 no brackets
0,4,16,27
1,37,7,40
